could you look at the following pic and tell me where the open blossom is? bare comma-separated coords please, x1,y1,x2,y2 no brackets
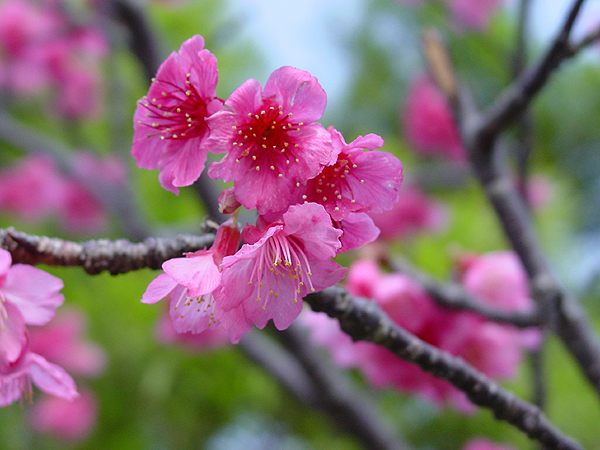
216,203,346,343
0,248,77,406
403,75,465,161
294,127,403,221
207,66,335,214
141,218,241,335
132,35,224,194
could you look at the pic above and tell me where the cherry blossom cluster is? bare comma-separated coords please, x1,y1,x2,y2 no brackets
301,251,540,412
132,35,403,343
0,248,78,406
0,0,108,118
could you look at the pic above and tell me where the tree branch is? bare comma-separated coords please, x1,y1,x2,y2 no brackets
0,227,214,275
305,286,582,450
386,257,542,328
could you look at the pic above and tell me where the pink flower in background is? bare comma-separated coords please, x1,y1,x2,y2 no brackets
403,76,465,161
207,66,335,215
447,0,504,31
0,154,110,234
133,35,224,194
29,388,97,443
369,185,448,241
0,0,56,94
28,309,106,378
293,127,402,221
460,251,532,312
462,438,515,450
0,155,64,222
302,255,539,412
142,218,241,335
216,203,346,343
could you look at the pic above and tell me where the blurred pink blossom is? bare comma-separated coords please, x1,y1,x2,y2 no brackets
29,388,98,443
302,253,539,412
447,0,504,31
403,75,466,161
0,154,116,234
462,438,516,450
368,185,448,241
28,309,107,378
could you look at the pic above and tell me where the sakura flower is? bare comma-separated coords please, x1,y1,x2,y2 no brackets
207,66,335,214
294,127,403,221
132,35,224,194
403,75,465,161
141,218,241,335
446,0,504,31
29,388,97,444
368,184,448,241
462,438,515,450
28,309,106,378
216,203,346,343
0,248,72,406
1,350,78,407
334,212,381,252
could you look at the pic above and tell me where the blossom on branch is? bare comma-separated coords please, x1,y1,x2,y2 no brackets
207,66,335,215
132,35,224,194
216,203,346,343
0,248,77,406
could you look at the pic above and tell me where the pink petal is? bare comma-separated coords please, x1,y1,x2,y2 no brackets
3,264,64,326
0,300,27,367
162,251,221,298
28,353,78,400
141,273,177,305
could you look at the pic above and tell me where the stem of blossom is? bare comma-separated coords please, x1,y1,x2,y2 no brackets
305,286,583,450
386,257,542,328
192,172,228,224
273,325,411,450
0,227,215,275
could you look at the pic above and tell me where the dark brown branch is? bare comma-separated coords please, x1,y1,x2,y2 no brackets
387,257,542,328
305,286,582,450
0,227,214,275
479,0,587,140
243,327,410,450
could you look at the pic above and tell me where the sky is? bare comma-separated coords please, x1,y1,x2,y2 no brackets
226,0,600,109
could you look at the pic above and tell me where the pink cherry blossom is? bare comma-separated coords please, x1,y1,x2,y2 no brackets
29,388,97,443
403,75,466,161
335,212,381,252
294,127,403,221
447,0,504,31
141,218,241,335
0,155,64,222
132,35,224,194
216,203,346,343
1,350,78,407
460,251,532,312
368,184,448,241
462,438,515,450
28,308,107,378
302,256,538,412
207,66,335,214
